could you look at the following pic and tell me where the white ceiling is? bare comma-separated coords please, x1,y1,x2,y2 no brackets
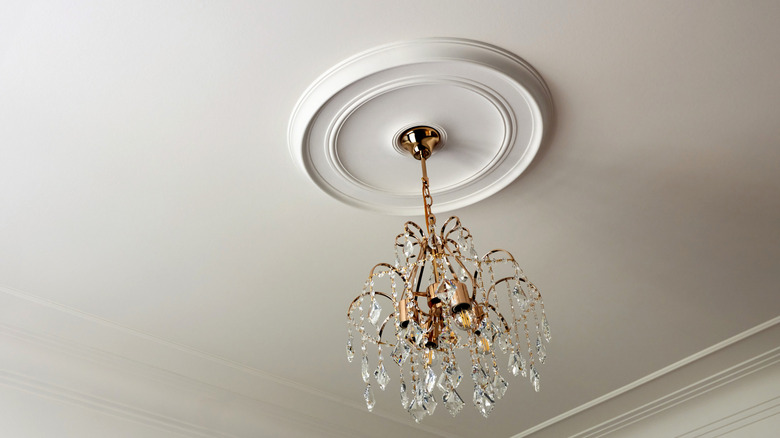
1,1,779,437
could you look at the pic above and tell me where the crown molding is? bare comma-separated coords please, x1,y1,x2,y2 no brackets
516,316,780,437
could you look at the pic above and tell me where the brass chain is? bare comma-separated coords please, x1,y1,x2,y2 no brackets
420,156,437,237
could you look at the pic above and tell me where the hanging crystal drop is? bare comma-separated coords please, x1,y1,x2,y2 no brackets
346,339,355,362
361,355,370,383
407,321,426,347
368,299,382,326
394,252,402,269
473,385,495,418
400,379,409,408
443,388,465,416
536,337,547,364
530,366,541,392
492,373,508,399
543,313,552,342
498,334,513,353
512,283,524,300
424,367,436,393
390,340,411,366
364,384,375,411
422,390,437,416
508,351,520,376
459,267,469,282
407,398,427,423
456,234,467,250
404,239,414,257
374,362,390,390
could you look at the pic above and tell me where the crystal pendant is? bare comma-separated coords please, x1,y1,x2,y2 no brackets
448,364,463,389
442,388,465,416
364,384,375,411
492,374,508,399
374,362,390,390
512,283,525,301
424,367,436,393
346,339,355,362
473,385,495,418
508,351,521,376
407,321,426,347
368,300,382,326
390,340,411,366
422,390,437,416
436,371,449,393
459,268,469,282
536,337,547,364
361,355,370,383
543,314,552,342
404,239,414,257
530,366,541,392
400,380,409,408
407,397,427,423
498,334,513,353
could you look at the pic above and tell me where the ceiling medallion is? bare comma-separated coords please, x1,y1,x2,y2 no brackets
345,126,551,421
288,38,553,215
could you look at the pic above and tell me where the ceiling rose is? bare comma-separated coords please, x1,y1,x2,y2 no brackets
288,38,553,215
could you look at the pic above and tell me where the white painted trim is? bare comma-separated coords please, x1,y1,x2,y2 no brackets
515,316,780,437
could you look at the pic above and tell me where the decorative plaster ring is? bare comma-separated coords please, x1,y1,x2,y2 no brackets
288,38,552,215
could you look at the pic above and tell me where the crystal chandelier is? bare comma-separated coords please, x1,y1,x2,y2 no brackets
345,127,551,422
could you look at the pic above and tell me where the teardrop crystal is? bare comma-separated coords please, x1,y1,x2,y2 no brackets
368,299,382,326
374,362,390,390
346,339,355,362
404,239,414,257
364,384,375,411
543,314,552,342
530,366,541,392
536,337,547,364
361,355,370,383
424,367,436,393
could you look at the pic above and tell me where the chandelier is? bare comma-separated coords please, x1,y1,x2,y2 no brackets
346,126,551,422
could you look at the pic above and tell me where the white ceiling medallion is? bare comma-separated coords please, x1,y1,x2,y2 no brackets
288,38,552,215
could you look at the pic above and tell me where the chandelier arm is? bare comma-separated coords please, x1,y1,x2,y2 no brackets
376,313,396,344
485,276,520,305
484,303,513,334
482,249,517,263
440,216,463,240
346,290,396,313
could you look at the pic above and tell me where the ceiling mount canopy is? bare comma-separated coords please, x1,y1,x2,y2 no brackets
287,38,553,215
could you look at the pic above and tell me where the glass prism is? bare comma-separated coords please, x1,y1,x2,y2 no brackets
543,314,552,342
404,240,414,257
492,373,508,399
346,340,355,362
442,388,465,416
374,362,390,390
368,299,382,326
364,384,375,412
361,355,370,383
536,337,547,364
424,367,436,393
530,366,541,392
390,340,411,366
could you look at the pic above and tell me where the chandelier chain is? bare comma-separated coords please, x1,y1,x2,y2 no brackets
420,156,437,237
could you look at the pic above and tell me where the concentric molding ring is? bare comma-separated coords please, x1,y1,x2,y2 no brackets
287,38,552,215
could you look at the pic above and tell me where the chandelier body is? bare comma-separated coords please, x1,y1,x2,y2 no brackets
346,127,551,422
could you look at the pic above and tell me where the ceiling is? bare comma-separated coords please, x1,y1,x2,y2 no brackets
1,1,779,437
